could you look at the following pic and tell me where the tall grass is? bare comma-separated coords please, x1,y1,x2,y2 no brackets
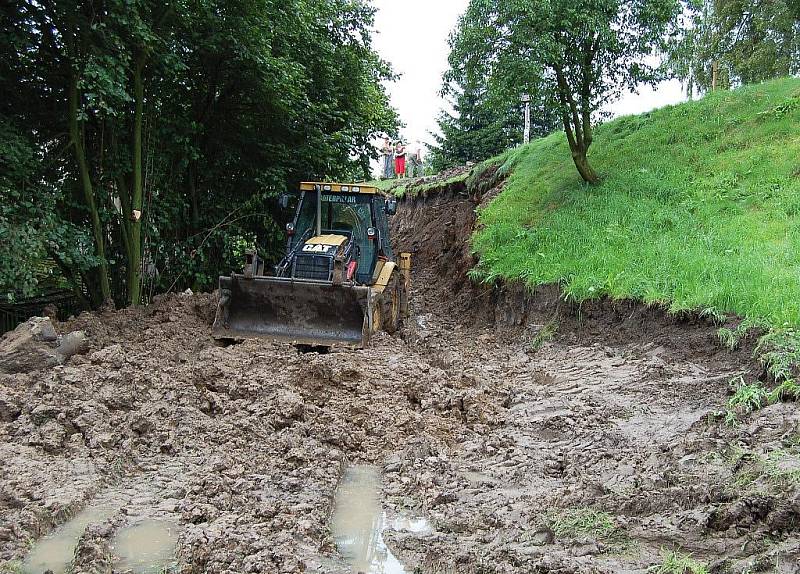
473,78,800,328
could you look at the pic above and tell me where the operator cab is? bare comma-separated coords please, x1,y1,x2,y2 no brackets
279,183,395,285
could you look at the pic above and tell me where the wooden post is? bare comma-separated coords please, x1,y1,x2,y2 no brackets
711,61,719,91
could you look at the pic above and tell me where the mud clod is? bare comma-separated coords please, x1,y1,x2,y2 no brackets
0,317,88,374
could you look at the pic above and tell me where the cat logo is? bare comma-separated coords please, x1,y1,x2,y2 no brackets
302,244,335,254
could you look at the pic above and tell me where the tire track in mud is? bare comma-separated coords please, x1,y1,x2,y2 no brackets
385,311,799,574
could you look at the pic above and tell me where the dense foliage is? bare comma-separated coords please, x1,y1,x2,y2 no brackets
428,44,559,172
0,0,398,307
428,3,564,172
437,0,682,184
669,0,800,95
428,86,520,172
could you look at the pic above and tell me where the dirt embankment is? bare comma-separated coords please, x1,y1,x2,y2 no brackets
1,169,799,573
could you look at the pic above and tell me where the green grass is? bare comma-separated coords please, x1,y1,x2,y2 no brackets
548,507,618,540
527,319,558,352
723,373,800,424
725,376,769,424
755,328,800,381
649,550,709,574
720,440,800,492
472,78,800,330
366,160,500,198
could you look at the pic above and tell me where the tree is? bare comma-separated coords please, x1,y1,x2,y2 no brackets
669,0,800,95
430,73,560,171
1,0,398,308
431,13,527,171
449,0,682,183
429,85,517,171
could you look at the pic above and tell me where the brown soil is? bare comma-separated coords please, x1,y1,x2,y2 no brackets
1,171,799,573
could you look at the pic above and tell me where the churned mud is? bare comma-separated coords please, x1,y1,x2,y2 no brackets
2,172,799,573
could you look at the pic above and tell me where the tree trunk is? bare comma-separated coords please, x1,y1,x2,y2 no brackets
188,160,200,233
68,73,112,305
128,56,146,306
554,64,599,185
571,149,599,184
559,115,599,184
47,248,92,310
110,128,133,265
711,60,719,90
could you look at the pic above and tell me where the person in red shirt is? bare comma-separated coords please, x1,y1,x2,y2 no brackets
394,140,406,178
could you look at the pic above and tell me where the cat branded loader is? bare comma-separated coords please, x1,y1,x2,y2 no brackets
212,182,411,348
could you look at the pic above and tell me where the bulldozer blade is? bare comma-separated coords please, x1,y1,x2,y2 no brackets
212,275,372,347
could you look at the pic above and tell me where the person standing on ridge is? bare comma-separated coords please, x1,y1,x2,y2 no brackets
381,136,394,179
394,139,406,178
409,141,423,177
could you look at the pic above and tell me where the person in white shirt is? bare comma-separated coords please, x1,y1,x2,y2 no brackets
408,142,424,177
381,136,394,179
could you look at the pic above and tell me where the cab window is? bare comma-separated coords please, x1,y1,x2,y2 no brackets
292,192,377,281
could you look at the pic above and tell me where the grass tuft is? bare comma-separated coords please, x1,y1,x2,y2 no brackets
755,328,800,381
527,320,558,352
699,306,726,324
764,448,800,485
717,317,769,350
649,550,709,574
0,562,24,574
767,378,800,403
726,376,769,421
548,507,617,540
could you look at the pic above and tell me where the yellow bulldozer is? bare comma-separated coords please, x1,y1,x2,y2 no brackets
212,182,411,348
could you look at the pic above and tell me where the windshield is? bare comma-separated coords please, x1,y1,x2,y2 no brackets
292,192,376,282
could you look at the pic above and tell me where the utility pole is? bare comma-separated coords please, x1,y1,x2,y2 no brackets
521,94,531,144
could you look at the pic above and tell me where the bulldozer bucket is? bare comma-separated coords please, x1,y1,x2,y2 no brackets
212,275,373,347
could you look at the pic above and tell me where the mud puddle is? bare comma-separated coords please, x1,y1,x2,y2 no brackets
113,519,178,573
331,465,430,574
22,505,113,574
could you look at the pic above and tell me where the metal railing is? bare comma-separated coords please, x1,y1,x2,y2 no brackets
0,290,86,335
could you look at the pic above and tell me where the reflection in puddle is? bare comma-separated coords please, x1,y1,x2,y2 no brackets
113,520,178,573
331,465,431,574
22,505,113,574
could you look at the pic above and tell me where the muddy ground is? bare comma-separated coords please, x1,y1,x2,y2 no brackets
2,173,800,573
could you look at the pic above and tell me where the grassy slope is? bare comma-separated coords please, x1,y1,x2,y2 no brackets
474,77,800,328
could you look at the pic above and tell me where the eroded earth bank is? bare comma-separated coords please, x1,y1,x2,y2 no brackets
2,173,799,573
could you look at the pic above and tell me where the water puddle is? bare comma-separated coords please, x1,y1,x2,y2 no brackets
22,505,113,574
331,465,431,574
113,519,178,573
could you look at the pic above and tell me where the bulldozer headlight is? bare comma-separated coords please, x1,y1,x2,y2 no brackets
367,227,377,241
286,222,295,235
341,185,350,192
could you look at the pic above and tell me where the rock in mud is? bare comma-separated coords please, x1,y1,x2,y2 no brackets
0,317,88,374
0,390,21,421
70,520,117,574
